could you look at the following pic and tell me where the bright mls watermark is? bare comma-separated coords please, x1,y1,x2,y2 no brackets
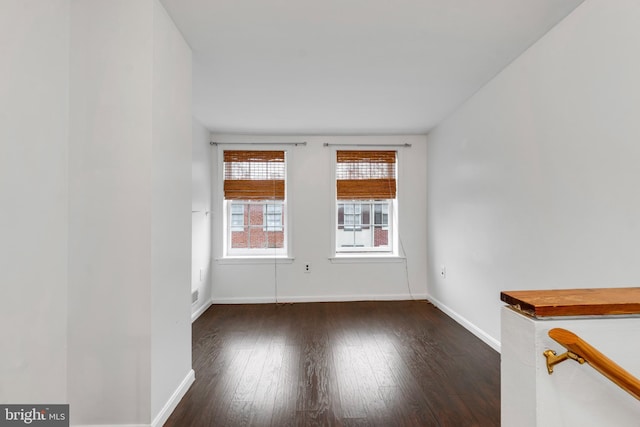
0,405,68,426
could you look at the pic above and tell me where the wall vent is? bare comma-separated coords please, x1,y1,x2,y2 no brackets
191,289,199,304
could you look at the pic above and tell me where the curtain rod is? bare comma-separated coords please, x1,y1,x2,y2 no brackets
322,143,411,148
210,141,306,146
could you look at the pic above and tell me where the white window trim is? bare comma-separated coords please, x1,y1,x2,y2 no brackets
217,144,293,259
328,254,405,263
329,147,400,258
216,256,295,264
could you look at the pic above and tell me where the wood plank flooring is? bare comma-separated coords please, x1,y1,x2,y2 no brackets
164,301,500,426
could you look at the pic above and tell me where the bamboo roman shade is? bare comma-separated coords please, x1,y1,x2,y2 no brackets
223,150,285,200
336,150,397,200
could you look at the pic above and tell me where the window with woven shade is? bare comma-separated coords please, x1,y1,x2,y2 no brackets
223,150,285,200
335,150,397,254
223,150,287,256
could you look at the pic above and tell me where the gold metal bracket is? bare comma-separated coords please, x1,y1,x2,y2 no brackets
543,349,585,374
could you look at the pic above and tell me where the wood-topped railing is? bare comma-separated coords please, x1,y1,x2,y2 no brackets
500,287,640,403
544,328,640,401
501,287,640,318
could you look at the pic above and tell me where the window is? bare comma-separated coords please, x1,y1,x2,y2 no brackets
223,150,287,256
335,150,397,254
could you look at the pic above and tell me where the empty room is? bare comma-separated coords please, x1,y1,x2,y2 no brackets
3,0,640,426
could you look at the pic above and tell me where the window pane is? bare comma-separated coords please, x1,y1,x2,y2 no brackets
373,203,389,228
230,203,245,232
342,202,362,231
361,203,370,228
336,200,392,252
227,200,286,253
374,204,382,225
247,203,262,225
230,225,248,249
337,204,345,229
264,204,282,232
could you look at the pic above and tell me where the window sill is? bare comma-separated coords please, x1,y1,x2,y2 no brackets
216,256,295,265
329,254,405,264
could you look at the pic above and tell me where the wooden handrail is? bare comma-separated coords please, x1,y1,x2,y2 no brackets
547,328,640,401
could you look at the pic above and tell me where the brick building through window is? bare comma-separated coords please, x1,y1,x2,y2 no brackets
229,202,284,249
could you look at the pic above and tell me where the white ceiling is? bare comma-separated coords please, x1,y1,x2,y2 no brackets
160,0,584,135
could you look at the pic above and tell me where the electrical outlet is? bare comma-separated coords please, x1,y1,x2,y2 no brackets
304,263,311,273
440,265,446,279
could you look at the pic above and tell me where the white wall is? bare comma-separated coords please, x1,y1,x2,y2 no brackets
68,0,154,423
210,135,428,303
150,0,193,421
2,0,191,421
426,0,640,348
0,0,69,403
68,0,193,425
191,119,212,319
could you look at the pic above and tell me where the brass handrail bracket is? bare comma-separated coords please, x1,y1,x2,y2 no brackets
543,349,585,374
545,327,640,400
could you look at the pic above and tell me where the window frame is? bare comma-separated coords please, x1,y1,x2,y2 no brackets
331,148,399,257
219,146,292,259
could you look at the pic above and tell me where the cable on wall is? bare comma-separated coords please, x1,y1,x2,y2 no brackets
324,147,417,301
272,175,279,304
381,150,415,301
399,238,416,300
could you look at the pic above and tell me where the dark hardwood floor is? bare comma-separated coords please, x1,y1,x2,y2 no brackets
165,300,500,427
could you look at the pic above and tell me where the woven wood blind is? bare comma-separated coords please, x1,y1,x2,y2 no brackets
223,150,285,200
336,150,396,200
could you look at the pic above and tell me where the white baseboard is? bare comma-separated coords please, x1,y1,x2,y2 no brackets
279,293,429,303
427,294,501,353
212,296,276,304
151,369,195,427
72,370,195,427
191,298,213,322
212,293,429,304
